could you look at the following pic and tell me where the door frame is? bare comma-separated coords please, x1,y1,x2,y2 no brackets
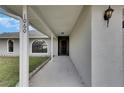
58,36,69,56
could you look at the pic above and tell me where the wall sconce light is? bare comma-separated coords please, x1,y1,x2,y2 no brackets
104,5,114,27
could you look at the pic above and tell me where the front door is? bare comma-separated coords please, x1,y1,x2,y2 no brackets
58,36,69,56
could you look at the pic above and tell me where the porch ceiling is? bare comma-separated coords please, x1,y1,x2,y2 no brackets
0,5,83,37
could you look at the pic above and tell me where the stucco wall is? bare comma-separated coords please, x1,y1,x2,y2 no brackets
0,39,7,56
92,5,123,87
0,38,54,56
69,6,91,87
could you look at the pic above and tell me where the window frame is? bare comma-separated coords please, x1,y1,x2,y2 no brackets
31,39,48,54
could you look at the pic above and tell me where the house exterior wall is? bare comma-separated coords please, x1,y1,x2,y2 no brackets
0,38,55,56
0,39,19,56
69,6,91,87
92,5,123,87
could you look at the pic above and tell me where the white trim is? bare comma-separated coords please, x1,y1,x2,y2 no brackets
0,7,22,20
31,39,48,54
7,39,14,54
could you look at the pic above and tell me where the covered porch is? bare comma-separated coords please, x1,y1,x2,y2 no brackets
0,5,123,87
0,5,89,87
29,56,84,87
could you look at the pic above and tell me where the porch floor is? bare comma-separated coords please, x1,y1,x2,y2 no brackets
29,56,84,87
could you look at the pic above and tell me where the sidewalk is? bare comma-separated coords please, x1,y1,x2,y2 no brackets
29,56,84,87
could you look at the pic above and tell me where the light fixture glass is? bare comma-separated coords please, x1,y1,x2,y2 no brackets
104,6,114,27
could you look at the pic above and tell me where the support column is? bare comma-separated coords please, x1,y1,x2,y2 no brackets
19,5,29,87
51,33,53,61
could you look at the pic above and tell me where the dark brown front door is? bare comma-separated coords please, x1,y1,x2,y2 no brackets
58,36,69,56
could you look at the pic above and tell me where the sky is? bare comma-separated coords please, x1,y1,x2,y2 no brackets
0,12,35,34
0,13,20,33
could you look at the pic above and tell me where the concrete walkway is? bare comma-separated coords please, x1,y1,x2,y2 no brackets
29,56,84,87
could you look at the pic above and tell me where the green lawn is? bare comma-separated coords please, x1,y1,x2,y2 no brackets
0,56,48,87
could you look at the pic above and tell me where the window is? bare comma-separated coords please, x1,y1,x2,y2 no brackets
32,40,47,53
8,40,14,53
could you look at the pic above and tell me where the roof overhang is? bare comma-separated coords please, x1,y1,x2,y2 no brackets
0,5,84,38
0,5,56,38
